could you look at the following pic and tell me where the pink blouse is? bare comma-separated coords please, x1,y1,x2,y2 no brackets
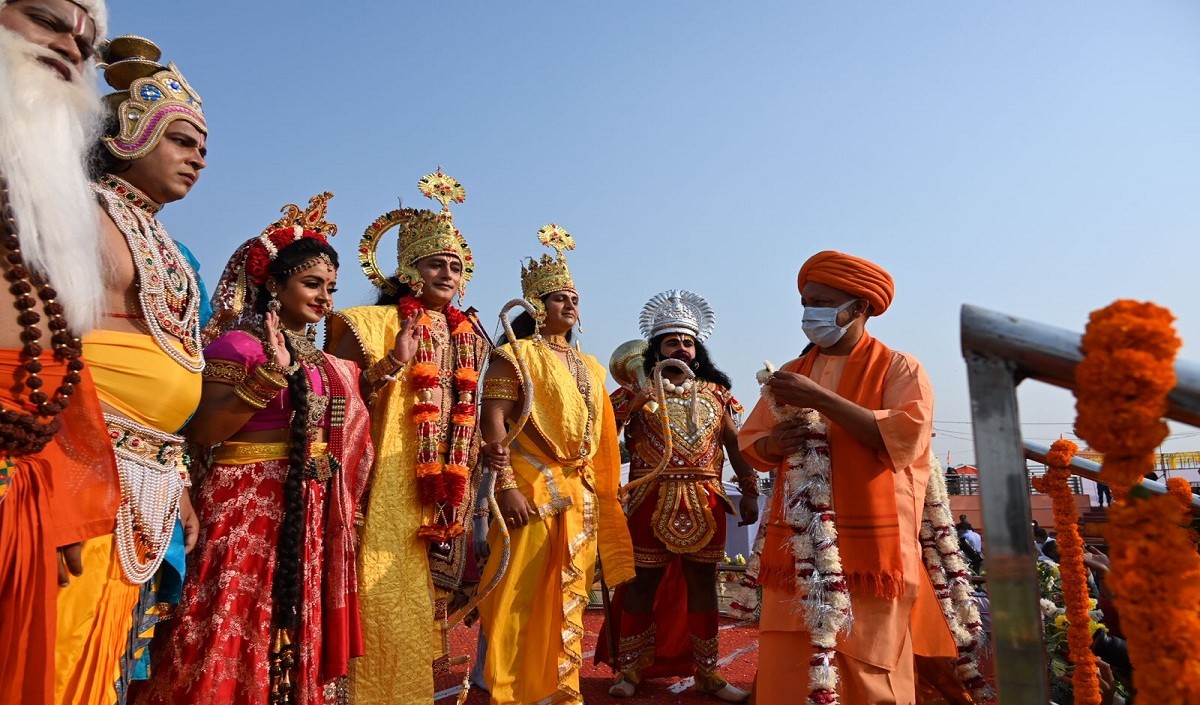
204,330,328,432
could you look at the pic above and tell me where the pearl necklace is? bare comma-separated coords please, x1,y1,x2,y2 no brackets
662,378,694,395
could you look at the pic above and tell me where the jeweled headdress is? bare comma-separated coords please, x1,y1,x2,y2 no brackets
639,289,716,342
100,36,205,161
520,224,576,318
359,170,474,298
203,193,337,344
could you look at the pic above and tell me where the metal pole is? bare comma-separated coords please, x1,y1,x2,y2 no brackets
964,352,1050,704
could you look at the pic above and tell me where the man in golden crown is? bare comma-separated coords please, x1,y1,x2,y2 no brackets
0,2,121,703
474,225,634,704
325,171,490,704
598,290,759,702
53,36,208,705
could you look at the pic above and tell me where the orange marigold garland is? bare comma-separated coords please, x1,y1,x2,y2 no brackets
1074,299,1200,704
399,295,480,541
1031,439,1099,705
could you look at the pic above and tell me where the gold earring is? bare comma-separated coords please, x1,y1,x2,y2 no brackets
267,291,281,313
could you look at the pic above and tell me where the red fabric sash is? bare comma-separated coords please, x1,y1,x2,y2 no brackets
319,354,374,679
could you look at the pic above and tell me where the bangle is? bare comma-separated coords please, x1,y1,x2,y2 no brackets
363,354,403,387
234,363,288,409
496,466,519,492
482,376,520,401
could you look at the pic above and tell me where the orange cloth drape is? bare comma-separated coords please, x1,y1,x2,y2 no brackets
0,351,118,705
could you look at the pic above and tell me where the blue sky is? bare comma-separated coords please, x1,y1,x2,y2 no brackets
113,2,1200,468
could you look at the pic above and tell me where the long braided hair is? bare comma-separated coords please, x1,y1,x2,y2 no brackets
251,237,340,637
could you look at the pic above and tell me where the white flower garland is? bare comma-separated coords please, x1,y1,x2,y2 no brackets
755,363,852,705
919,459,995,703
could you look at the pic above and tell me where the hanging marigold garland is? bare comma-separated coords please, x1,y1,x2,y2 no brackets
1073,299,1200,704
1030,439,1099,705
919,459,994,703
399,295,479,541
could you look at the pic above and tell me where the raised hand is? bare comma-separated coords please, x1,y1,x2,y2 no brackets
391,310,423,366
264,311,291,368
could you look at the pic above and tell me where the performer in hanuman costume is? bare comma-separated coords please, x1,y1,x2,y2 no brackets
476,225,634,705
600,290,759,702
325,171,489,704
0,1,119,702
55,37,208,705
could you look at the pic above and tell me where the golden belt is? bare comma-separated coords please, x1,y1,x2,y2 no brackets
214,441,328,465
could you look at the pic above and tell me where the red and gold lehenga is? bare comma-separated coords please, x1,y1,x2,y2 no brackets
134,330,374,705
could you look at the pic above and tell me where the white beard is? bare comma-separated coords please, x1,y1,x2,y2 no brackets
0,26,105,334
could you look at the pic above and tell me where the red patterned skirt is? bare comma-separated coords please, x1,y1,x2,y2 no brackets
132,455,354,705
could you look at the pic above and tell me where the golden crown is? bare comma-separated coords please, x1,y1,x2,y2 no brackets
100,36,205,161
360,170,473,297
520,224,576,314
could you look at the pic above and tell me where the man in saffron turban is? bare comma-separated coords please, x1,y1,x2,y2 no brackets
738,251,956,705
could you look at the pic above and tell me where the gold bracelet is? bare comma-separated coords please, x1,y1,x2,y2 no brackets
482,376,520,402
496,466,519,492
363,355,403,387
234,363,288,409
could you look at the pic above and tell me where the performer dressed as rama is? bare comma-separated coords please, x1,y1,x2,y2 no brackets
0,2,119,703
325,171,489,704
476,224,634,705
136,194,374,705
738,251,956,705
599,290,759,702
55,37,208,705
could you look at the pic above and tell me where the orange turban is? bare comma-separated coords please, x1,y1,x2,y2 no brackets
797,250,895,316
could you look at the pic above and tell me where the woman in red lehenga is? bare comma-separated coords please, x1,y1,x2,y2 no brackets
132,194,374,705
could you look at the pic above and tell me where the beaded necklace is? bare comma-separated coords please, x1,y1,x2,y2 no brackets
95,175,203,372
0,173,85,456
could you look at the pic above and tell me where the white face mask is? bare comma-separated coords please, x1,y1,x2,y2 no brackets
801,300,858,348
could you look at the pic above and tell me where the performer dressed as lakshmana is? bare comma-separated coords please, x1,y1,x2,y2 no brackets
476,224,634,705
0,3,120,703
599,290,759,702
737,251,955,705
54,38,208,705
135,194,374,705
324,171,489,704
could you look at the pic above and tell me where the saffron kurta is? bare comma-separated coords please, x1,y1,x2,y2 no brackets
477,339,634,705
737,333,954,705
326,305,487,704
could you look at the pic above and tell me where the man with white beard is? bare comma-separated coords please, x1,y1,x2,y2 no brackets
0,2,121,704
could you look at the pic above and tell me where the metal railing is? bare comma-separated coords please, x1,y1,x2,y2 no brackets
961,304,1200,703
944,469,1083,497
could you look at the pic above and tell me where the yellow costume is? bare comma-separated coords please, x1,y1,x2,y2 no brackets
478,339,635,705
56,331,201,705
328,305,486,704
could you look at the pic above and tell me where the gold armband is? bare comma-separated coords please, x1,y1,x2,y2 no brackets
482,377,520,401
234,364,288,410
363,355,403,387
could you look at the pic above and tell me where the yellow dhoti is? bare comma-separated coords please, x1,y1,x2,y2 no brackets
55,330,200,705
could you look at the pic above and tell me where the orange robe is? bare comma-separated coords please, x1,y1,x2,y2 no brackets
0,351,119,705
737,334,954,705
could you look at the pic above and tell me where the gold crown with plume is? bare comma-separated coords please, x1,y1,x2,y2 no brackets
100,36,205,161
359,170,473,297
520,224,576,317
